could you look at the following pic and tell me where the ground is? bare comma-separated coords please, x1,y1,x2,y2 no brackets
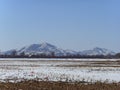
0,58,120,89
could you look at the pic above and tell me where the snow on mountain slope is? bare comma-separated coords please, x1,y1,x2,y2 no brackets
80,47,115,56
2,43,116,56
65,49,78,56
17,43,77,56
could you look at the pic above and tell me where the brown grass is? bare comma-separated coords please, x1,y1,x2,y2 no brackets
56,61,120,67
0,80,120,90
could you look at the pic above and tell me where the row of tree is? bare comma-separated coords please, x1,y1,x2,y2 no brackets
0,51,120,58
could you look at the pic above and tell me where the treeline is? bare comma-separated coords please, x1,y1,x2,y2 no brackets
0,52,120,58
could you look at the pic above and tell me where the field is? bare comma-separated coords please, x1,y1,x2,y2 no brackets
0,58,120,89
0,80,120,90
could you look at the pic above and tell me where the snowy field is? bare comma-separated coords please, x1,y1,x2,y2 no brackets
0,58,120,83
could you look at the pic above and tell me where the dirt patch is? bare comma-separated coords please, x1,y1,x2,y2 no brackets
0,80,120,90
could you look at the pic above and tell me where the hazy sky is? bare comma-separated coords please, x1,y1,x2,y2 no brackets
0,0,120,52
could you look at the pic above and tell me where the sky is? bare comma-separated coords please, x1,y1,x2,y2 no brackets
0,0,120,52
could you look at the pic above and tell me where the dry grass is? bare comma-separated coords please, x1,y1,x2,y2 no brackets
56,61,120,67
56,65,120,67
0,80,120,90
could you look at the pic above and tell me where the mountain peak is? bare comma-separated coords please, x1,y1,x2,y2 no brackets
2,43,116,56
93,47,106,51
41,42,49,45
16,42,66,56
40,42,56,48
94,47,102,50
81,47,115,56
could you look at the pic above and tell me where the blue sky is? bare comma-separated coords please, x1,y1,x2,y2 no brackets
0,0,120,52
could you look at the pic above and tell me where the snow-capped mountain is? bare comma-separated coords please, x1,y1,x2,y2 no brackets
17,43,67,56
2,43,115,56
65,49,78,56
80,47,115,56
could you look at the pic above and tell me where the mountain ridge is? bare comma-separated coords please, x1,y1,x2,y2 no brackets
2,42,116,56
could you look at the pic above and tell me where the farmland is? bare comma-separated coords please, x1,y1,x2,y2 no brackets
0,58,120,89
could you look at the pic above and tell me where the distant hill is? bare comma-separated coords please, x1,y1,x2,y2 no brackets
2,42,115,56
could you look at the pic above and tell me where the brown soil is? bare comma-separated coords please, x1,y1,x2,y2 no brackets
0,80,120,90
